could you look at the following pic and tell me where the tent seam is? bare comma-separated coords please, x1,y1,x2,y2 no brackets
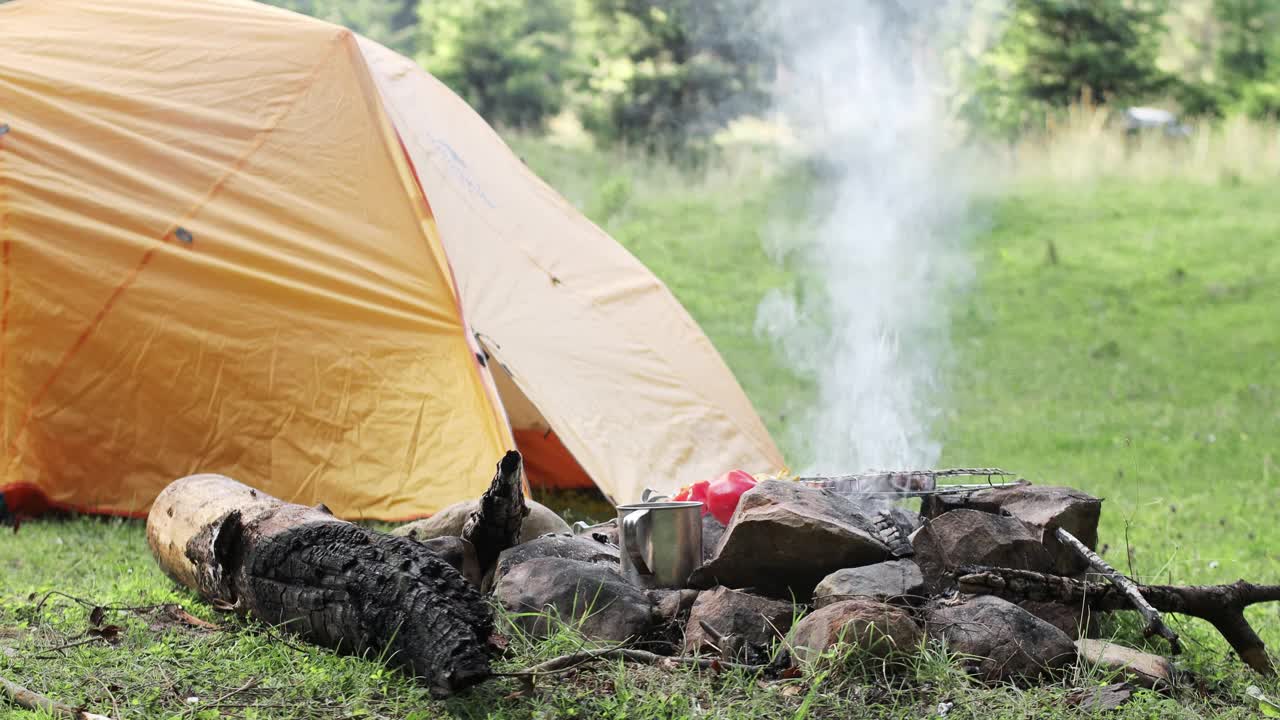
5,30,349,459
0,126,9,460
345,34,516,488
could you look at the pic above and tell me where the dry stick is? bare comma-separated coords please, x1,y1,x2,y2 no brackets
91,677,121,720
504,647,766,677
189,678,259,717
0,672,114,719
35,635,109,658
32,590,175,617
952,565,1280,675
697,620,737,662
1054,527,1182,654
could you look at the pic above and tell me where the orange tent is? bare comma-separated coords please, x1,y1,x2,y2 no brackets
0,0,785,520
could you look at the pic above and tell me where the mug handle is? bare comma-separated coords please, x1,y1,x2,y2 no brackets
622,509,651,575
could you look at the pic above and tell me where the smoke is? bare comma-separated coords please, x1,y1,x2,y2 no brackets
754,0,985,477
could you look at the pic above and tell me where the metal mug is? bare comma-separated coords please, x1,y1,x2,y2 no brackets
616,500,702,589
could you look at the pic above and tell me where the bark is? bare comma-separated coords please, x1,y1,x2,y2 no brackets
461,450,528,574
145,474,494,697
953,565,1280,675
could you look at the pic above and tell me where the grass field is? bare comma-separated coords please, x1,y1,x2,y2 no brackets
2,136,1279,718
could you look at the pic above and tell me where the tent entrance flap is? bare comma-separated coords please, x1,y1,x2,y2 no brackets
484,345,598,495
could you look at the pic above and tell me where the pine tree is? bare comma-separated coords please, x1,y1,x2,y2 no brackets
574,0,776,154
1009,0,1171,106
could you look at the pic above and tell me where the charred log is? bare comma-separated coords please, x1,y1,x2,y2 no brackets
146,474,493,697
461,450,528,575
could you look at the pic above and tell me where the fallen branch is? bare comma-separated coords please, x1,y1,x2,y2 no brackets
461,451,528,575
145,473,495,697
503,647,767,677
0,672,113,719
1055,527,1181,654
952,565,1280,675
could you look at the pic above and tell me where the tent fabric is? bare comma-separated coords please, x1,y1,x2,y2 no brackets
0,0,785,520
0,0,511,519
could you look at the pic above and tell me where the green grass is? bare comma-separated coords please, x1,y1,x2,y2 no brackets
3,141,1280,718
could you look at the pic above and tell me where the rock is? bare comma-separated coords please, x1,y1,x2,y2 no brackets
910,509,1054,592
789,599,923,664
701,513,726,562
487,534,620,591
1019,600,1100,640
921,484,1102,575
925,595,1076,683
812,560,926,608
683,586,796,659
689,480,891,599
494,558,655,642
391,498,570,544
651,589,700,623
415,536,483,587
1076,639,1175,690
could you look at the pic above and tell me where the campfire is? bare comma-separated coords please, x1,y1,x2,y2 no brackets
142,452,1280,704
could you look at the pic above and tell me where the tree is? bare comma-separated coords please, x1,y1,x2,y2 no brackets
418,0,578,130
1010,0,1172,107
1212,0,1280,118
1213,0,1275,85
574,0,776,154
957,0,1174,137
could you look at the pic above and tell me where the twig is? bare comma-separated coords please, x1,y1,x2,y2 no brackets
697,620,735,661
1055,527,1181,654
188,678,258,716
32,590,174,616
254,621,314,653
698,620,728,645
35,635,108,658
0,672,114,719
499,647,767,678
91,677,121,720
33,591,90,616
